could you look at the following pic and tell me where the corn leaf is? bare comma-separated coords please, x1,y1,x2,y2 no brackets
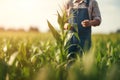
47,20,62,44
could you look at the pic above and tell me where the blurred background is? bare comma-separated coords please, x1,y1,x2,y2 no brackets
0,1,120,80
0,0,120,34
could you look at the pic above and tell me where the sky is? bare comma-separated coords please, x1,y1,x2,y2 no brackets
0,0,120,33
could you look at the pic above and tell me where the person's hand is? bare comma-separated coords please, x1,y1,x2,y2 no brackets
81,20,91,27
64,23,70,30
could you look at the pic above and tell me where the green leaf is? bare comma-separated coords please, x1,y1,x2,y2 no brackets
57,11,63,30
47,20,62,44
74,32,80,41
0,60,8,80
8,52,19,66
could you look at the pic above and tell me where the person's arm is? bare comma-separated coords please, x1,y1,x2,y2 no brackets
81,0,101,27
81,19,100,27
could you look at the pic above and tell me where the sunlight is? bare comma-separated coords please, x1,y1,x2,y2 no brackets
0,0,119,33
0,0,59,31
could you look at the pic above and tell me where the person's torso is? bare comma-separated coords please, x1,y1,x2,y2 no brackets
69,0,91,33
67,0,93,20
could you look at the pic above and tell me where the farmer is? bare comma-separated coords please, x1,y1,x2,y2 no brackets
64,0,101,57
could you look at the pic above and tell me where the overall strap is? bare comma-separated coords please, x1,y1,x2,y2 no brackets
86,0,90,7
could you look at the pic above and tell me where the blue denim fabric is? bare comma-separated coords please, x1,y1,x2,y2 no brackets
68,8,91,56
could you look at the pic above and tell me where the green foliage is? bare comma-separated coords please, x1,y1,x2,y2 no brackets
47,20,62,45
0,7,120,80
0,59,8,80
0,32,120,80
47,9,71,63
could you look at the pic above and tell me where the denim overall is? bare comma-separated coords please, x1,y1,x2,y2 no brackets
68,0,91,56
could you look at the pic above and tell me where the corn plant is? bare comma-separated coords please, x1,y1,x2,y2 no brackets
47,8,69,63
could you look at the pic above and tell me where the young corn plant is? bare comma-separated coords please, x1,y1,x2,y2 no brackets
47,8,72,63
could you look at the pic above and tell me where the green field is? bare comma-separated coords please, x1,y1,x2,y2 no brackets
0,10,120,80
0,31,120,80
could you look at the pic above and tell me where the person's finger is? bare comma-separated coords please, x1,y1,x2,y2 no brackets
82,23,86,27
81,22,84,26
83,20,89,22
